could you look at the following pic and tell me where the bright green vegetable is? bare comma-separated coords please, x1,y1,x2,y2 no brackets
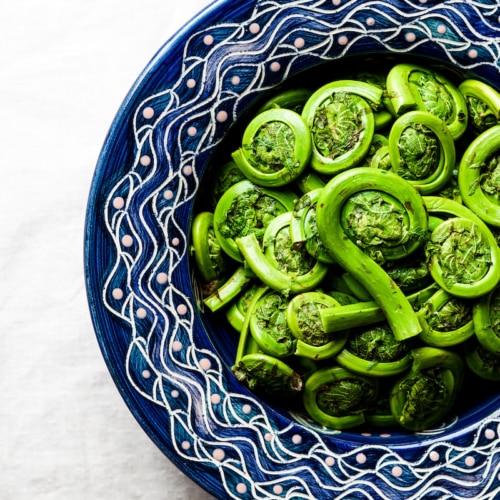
250,289,297,358
316,167,428,341
390,346,464,431
225,282,260,332
370,144,391,170
362,134,391,170
464,339,500,381
336,324,413,377
301,80,382,174
458,79,500,134
386,63,468,139
191,211,228,284
388,110,456,194
425,217,500,298
236,212,328,294
231,285,303,396
473,284,500,355
290,188,335,265
458,124,500,227
231,108,312,187
286,291,349,361
423,195,485,225
320,284,438,334
209,160,246,209
384,253,432,293
417,288,475,347
203,265,253,312
256,88,313,114
213,179,296,262
294,169,326,194
232,353,303,396
337,272,372,302
303,365,379,429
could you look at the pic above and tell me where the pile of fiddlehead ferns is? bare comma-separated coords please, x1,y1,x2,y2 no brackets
191,61,500,432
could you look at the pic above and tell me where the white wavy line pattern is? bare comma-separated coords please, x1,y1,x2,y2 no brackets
100,0,500,498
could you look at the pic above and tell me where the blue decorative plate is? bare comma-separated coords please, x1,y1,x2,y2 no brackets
85,0,500,498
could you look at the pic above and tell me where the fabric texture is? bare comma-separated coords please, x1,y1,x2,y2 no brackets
0,1,216,498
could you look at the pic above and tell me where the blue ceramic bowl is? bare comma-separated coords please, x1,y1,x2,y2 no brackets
85,1,500,498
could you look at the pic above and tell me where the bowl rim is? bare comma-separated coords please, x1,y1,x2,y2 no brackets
84,0,500,498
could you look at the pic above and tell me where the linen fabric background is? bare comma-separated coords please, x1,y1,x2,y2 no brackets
1,1,217,498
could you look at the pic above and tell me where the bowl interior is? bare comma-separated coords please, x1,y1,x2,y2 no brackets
191,53,500,447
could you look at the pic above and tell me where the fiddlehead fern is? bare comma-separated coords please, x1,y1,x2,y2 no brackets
301,80,382,175
458,124,500,227
388,110,456,194
316,167,428,340
232,108,312,187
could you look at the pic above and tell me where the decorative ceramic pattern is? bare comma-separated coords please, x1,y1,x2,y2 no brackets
85,0,500,498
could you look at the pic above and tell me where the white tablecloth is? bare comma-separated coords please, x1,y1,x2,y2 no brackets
1,1,216,498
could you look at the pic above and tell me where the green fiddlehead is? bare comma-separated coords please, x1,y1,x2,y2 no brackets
316,167,428,341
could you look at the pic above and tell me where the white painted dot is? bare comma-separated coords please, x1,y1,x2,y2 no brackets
183,165,193,176
437,24,446,34
187,126,197,137
249,22,260,34
361,432,372,437
405,32,416,43
270,61,281,72
265,433,273,441
187,78,196,88
140,155,151,166
332,0,342,5
236,483,247,494
112,288,124,300
177,304,188,315
200,358,212,371
430,451,440,462
292,434,302,445
142,107,154,119
172,237,180,246
419,0,427,3
242,404,252,414
231,75,241,85
181,440,191,450
121,234,134,247
156,272,168,284
204,34,214,45
171,390,179,398
325,456,335,466
163,189,174,200
211,394,221,404
465,456,476,467
113,197,125,209
380,433,392,438
366,17,375,26
136,308,147,319
294,37,305,49
338,35,348,46
213,448,225,461
172,341,183,352
468,49,478,59
273,485,283,495
497,471,500,482
142,369,151,379
392,466,403,477
356,453,367,464
216,110,228,122
485,429,496,440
